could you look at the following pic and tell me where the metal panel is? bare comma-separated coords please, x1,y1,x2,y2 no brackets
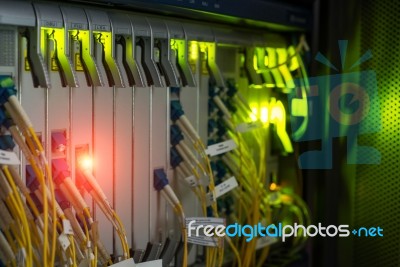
85,8,115,254
0,3,303,263
0,1,35,27
354,0,400,266
59,4,95,231
132,45,152,251
19,37,46,177
64,0,312,31
111,11,135,256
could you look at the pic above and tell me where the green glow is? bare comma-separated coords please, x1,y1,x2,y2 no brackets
277,48,295,91
240,54,245,67
255,47,265,73
254,47,275,88
266,47,285,88
249,84,264,89
260,106,269,124
0,76,13,87
42,27,67,65
291,97,308,117
270,99,284,122
253,54,258,71
264,55,269,68
287,46,299,71
199,41,225,86
250,106,258,122
72,29,103,86
188,41,199,61
93,30,121,86
41,27,79,86
270,98,293,153
172,38,191,67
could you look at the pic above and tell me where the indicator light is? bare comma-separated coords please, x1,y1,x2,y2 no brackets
78,155,93,171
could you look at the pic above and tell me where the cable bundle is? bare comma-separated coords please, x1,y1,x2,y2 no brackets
0,76,129,266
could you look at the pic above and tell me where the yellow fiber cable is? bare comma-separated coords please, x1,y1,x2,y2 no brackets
2,166,33,266
69,235,77,267
39,155,58,267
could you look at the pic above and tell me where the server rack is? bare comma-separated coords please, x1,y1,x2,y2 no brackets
0,0,313,266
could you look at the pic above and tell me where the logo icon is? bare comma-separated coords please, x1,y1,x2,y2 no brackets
288,40,381,169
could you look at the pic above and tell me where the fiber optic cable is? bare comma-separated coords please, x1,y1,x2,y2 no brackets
1,77,60,266
2,165,33,266
0,170,32,264
77,162,130,259
154,169,187,267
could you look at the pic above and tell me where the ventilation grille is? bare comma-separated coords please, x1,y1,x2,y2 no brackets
355,0,400,266
0,29,16,67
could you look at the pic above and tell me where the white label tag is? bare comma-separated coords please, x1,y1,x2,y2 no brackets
136,259,162,267
62,219,74,235
110,258,136,266
184,175,209,187
187,235,222,247
214,176,238,199
184,175,198,187
236,121,263,133
255,236,278,250
206,139,237,157
0,150,20,165
186,217,225,226
58,234,70,251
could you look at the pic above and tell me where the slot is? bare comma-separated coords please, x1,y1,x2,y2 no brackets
51,129,67,158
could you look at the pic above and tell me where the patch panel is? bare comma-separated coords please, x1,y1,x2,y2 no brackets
0,1,311,266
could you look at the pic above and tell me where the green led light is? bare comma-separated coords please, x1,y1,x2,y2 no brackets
189,41,199,61
72,29,103,86
253,54,258,71
267,47,285,88
277,48,295,90
287,46,299,71
260,106,269,124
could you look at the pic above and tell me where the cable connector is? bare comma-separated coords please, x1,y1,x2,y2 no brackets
208,119,218,136
217,123,227,137
170,124,184,146
26,165,40,192
170,147,183,169
0,76,16,106
208,85,220,98
215,161,227,180
52,159,70,186
2,118,15,130
225,99,237,114
0,108,7,127
170,87,181,96
154,168,169,191
75,169,94,193
171,100,201,142
170,100,184,122
0,134,15,151
0,76,15,88
55,189,71,211
226,79,238,97
208,100,220,118
154,168,182,208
